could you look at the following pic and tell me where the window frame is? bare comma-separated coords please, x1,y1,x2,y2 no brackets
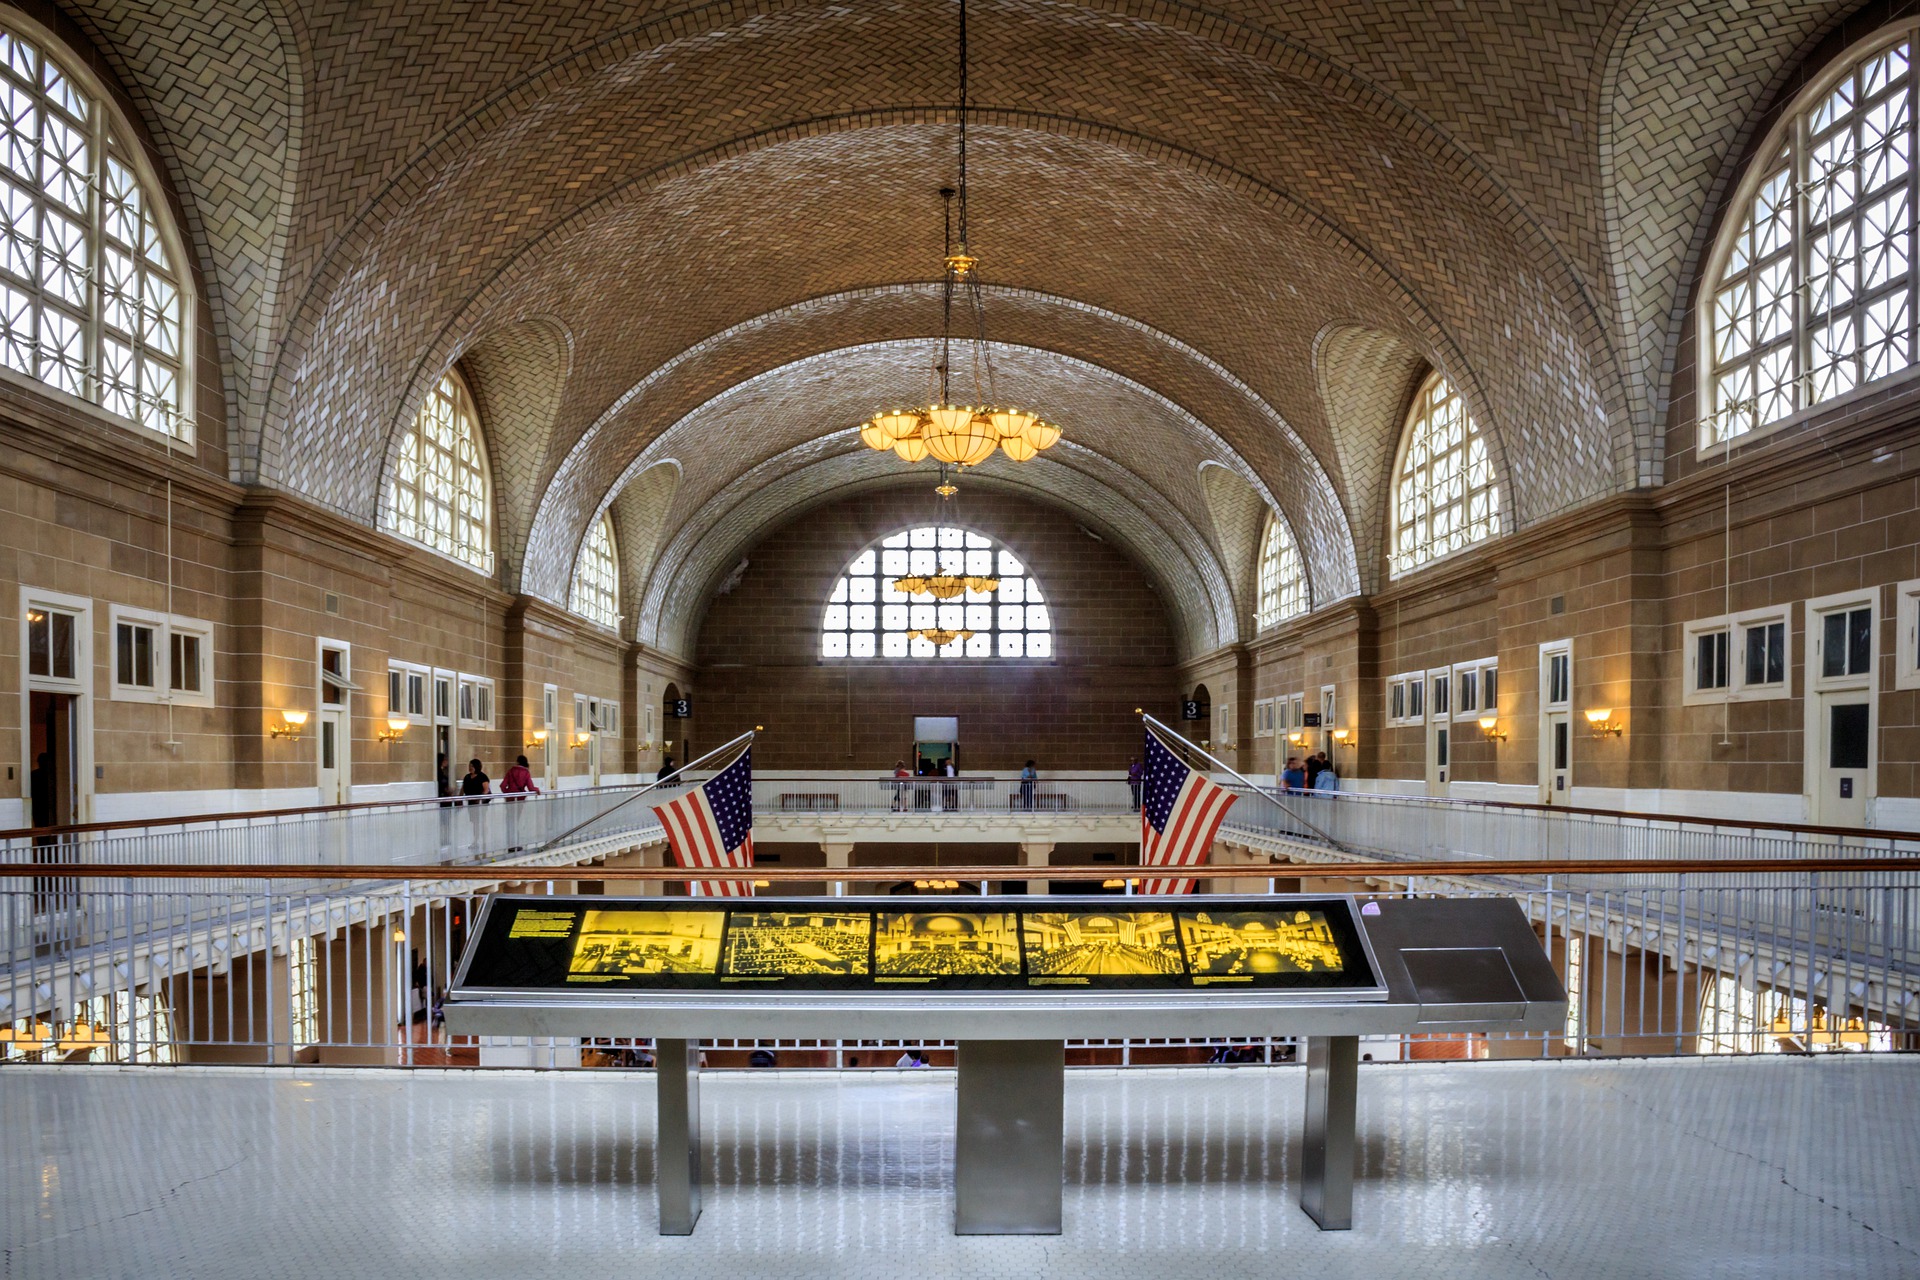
1699,24,1920,456
387,659,430,724
384,367,495,576
1451,656,1497,721
1386,671,1428,726
1807,588,1878,692
569,512,621,632
1388,371,1502,578
819,524,1055,663
106,604,212,707
1254,511,1309,631
1896,578,1920,690
457,673,495,730
0,13,196,445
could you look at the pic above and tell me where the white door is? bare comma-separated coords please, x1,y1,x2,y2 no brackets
1812,690,1873,826
587,732,603,787
1425,668,1451,797
432,670,455,793
318,708,348,805
542,684,559,790
1540,642,1572,804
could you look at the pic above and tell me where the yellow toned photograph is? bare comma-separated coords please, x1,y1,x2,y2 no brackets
568,911,725,976
723,911,872,976
1178,909,1346,976
875,912,1022,976
1022,912,1183,976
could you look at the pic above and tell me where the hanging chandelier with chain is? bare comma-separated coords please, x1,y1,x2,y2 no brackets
855,0,1062,496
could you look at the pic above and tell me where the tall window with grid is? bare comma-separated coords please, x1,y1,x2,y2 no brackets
821,525,1053,659
0,21,187,440
385,370,494,574
570,513,621,630
1390,372,1500,577
1707,31,1920,448
1254,512,1307,631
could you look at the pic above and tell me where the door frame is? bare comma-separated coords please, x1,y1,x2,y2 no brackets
19,586,94,825
432,667,456,790
1425,666,1451,796
542,683,560,790
316,637,354,805
1539,639,1572,804
1803,588,1879,826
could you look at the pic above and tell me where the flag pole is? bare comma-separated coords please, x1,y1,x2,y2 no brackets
1141,712,1346,853
533,726,759,854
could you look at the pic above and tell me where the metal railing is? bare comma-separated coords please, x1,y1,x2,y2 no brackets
4,862,1916,1065
752,775,1136,815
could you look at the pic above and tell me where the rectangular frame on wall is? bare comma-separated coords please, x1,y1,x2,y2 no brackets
19,585,95,827
105,603,214,708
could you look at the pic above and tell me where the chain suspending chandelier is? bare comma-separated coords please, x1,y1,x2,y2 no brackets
855,0,1063,498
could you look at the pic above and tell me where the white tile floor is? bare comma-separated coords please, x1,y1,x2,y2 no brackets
2,1056,1916,1278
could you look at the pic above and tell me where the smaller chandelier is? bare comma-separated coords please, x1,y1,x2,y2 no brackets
860,405,1062,470
891,572,999,599
906,627,975,647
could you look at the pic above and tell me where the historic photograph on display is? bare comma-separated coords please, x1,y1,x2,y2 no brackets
722,911,872,976
1021,911,1184,979
1177,909,1347,979
567,911,725,976
874,912,1022,977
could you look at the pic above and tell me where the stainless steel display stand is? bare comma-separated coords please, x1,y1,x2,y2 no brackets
448,895,1564,1237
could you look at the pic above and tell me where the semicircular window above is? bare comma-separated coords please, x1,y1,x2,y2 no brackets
822,525,1052,660
1255,512,1307,631
0,20,188,440
1706,30,1919,447
1390,372,1500,577
570,513,621,631
384,369,494,574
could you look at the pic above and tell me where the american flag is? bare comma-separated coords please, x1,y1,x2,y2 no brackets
652,747,755,897
1139,727,1237,894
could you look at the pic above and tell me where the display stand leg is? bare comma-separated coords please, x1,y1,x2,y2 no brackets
954,1039,1064,1234
655,1037,702,1235
1300,1034,1358,1230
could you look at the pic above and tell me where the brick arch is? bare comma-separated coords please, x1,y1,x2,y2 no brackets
546,337,1317,641
640,444,1229,660
605,460,681,636
1313,323,1433,594
254,0,1626,542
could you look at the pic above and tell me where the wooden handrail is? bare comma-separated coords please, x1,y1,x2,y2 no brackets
5,858,1919,881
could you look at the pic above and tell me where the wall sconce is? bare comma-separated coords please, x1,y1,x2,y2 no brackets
1585,707,1623,738
1331,728,1354,748
270,710,307,740
570,732,593,750
528,729,549,749
377,716,409,743
1477,715,1508,742
1286,731,1307,746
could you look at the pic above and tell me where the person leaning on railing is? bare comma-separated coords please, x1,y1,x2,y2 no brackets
500,754,540,851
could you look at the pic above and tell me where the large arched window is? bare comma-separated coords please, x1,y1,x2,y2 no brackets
385,369,493,574
1255,511,1306,631
821,525,1052,659
570,512,620,630
1390,372,1499,577
1706,29,1919,448
0,19,189,440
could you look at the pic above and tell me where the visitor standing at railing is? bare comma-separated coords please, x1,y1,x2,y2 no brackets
1127,757,1144,811
501,754,539,851
1021,760,1038,810
436,753,455,853
942,758,959,811
460,759,491,852
657,755,678,783
1314,760,1341,792
892,761,910,811
1281,757,1306,791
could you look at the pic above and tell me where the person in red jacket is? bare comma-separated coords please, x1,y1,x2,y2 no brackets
500,753,539,851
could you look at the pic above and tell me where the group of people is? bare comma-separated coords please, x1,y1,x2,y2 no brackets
1280,751,1340,792
436,752,543,853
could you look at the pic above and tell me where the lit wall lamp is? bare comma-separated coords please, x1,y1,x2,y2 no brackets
1585,707,1623,738
570,732,594,750
270,710,308,740
377,716,409,743
1477,715,1508,743
527,729,549,749
1286,731,1307,747
1331,728,1354,749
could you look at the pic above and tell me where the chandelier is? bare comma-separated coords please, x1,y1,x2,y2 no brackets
855,0,1063,495
905,627,974,647
892,571,999,599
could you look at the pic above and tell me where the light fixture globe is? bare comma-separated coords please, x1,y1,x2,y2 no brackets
1022,417,1063,451
923,406,999,466
859,417,895,450
990,408,1036,439
875,410,923,440
893,433,931,463
998,433,1040,462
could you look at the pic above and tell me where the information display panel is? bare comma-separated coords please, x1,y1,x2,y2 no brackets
455,896,1382,994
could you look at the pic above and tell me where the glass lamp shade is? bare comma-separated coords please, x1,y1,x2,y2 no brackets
925,407,1000,466
859,418,895,450
1022,418,1063,451
998,433,1040,461
875,410,924,441
990,409,1037,439
892,433,931,463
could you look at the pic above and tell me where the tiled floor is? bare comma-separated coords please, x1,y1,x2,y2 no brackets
3,1056,1916,1278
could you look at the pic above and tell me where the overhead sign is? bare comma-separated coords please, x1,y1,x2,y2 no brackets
667,698,692,719
1302,712,1322,727
1180,700,1204,721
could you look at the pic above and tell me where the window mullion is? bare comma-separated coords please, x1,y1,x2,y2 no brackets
84,96,103,409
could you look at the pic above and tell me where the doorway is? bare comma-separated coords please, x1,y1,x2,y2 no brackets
1811,691,1873,826
1540,641,1571,804
1425,667,1451,797
433,670,455,796
1806,592,1877,827
28,691,79,829
542,684,559,791
318,709,348,805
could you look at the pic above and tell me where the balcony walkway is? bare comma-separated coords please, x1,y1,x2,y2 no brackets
4,1055,1913,1278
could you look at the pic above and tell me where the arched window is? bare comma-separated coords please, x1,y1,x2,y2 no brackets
385,369,493,573
0,19,189,440
1390,372,1499,576
821,525,1052,659
1706,29,1919,447
1255,512,1307,631
571,513,620,630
